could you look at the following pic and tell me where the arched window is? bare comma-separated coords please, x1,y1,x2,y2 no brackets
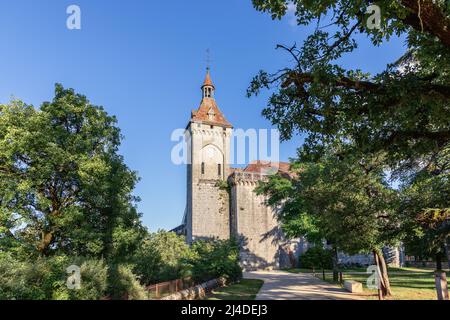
201,162,205,175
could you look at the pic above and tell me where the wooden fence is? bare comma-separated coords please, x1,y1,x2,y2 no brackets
146,277,195,299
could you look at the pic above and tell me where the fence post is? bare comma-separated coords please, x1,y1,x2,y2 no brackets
156,283,159,299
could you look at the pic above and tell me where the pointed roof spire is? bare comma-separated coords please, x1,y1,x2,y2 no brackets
202,68,215,89
190,68,232,128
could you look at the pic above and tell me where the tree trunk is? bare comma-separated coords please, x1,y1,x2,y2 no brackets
373,251,384,300
446,238,450,270
436,254,443,271
379,250,393,297
434,271,449,300
38,231,53,255
373,249,393,299
332,246,339,282
434,245,449,300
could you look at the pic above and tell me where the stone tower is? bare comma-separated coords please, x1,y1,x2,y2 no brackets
185,69,233,243
175,70,403,271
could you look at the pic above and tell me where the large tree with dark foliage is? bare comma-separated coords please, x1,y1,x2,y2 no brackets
0,84,145,261
249,0,450,297
249,0,449,168
257,144,401,297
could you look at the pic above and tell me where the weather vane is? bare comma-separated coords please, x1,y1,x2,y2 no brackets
206,48,211,71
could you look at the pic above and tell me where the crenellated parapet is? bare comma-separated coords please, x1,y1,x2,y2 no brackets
190,127,230,137
228,171,268,187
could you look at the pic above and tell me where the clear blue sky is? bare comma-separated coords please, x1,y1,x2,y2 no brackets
0,0,406,231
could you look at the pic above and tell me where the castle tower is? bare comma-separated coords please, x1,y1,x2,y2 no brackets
185,69,233,243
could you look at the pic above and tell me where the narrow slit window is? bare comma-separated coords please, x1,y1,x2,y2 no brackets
201,162,205,175
218,164,221,176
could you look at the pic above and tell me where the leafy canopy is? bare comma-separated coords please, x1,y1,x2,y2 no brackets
0,84,145,260
249,0,450,170
257,146,401,255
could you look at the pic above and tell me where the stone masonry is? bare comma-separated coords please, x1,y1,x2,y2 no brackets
175,69,401,270
229,171,283,270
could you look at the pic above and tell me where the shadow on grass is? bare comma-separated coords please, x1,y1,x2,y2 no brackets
207,279,264,300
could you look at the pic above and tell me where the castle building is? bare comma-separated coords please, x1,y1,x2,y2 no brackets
173,69,403,270
175,69,296,270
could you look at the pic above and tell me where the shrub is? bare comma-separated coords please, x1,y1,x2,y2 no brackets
0,255,70,300
70,258,108,300
108,264,148,300
189,238,242,283
299,246,333,270
133,230,193,285
0,253,30,300
0,254,108,300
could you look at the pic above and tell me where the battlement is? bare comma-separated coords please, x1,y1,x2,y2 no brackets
228,171,268,186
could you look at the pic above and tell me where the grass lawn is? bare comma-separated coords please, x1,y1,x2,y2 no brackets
287,266,448,274
206,279,264,300
287,268,450,300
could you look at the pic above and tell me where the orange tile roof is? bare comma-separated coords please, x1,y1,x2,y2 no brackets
191,70,232,128
242,160,291,175
191,98,232,128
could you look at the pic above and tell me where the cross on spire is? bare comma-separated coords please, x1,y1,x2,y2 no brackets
202,52,215,99
206,48,212,72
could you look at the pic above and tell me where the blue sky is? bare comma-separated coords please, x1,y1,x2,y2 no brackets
0,0,407,231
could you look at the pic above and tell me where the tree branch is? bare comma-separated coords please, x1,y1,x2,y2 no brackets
400,0,450,48
283,71,450,99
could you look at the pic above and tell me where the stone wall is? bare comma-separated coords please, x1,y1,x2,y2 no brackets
337,252,374,266
229,172,282,271
405,260,449,269
186,122,233,243
191,180,230,241
160,278,226,300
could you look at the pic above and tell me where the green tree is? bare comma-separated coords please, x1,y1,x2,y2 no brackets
0,253,108,300
188,238,242,284
249,0,449,297
107,264,148,300
133,230,193,285
257,147,401,298
0,84,145,261
249,1,449,168
299,246,333,271
397,144,449,269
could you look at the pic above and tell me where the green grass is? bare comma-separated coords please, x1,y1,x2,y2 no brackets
287,268,449,300
287,268,365,273
286,266,448,274
206,279,264,300
340,271,449,300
